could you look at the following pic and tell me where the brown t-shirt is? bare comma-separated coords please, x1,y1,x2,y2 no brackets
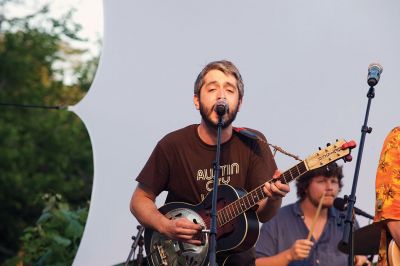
136,124,277,265
137,124,277,204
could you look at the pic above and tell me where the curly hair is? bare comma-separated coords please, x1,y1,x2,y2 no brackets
296,162,344,200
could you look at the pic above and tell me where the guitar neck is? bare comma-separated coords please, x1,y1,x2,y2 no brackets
217,161,308,226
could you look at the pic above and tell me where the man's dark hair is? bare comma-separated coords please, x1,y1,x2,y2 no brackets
296,162,344,200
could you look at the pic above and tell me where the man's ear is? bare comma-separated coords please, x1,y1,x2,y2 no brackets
237,97,243,112
193,94,200,110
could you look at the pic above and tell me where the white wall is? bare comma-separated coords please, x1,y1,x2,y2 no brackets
72,1,400,264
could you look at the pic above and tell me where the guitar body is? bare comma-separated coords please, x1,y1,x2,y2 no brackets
144,185,259,266
389,239,400,266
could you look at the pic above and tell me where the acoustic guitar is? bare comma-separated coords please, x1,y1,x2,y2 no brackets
144,139,356,266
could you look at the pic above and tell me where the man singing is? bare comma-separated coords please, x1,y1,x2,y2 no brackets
130,60,290,265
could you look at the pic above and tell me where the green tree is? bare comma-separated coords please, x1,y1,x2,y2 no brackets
4,194,89,266
0,0,96,262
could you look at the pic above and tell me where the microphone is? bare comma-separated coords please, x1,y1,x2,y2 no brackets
367,63,383,87
333,197,374,220
215,99,228,116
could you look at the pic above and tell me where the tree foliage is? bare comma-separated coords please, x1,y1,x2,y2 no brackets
0,0,96,263
4,194,89,266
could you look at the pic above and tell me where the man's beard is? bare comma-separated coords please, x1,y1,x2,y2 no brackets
199,101,239,130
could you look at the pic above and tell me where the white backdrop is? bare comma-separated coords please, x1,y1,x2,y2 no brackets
71,1,400,265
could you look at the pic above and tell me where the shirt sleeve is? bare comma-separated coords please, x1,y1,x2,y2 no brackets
136,141,170,196
375,127,400,221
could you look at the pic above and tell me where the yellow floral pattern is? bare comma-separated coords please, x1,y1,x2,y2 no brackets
374,127,400,265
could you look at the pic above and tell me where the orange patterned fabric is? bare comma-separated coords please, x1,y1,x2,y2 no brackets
374,127,400,265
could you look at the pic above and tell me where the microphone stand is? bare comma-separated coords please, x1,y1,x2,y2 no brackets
339,86,375,266
124,225,145,266
209,115,224,266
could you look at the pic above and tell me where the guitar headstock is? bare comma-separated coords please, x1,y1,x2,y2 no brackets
305,139,356,171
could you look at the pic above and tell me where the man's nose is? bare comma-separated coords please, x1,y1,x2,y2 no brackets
216,88,226,99
325,181,334,190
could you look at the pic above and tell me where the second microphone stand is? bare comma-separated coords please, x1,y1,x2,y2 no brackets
339,86,375,266
124,225,145,266
208,114,224,266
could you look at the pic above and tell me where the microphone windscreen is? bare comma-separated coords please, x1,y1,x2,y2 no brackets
215,100,227,116
367,63,383,86
333,197,347,211
368,63,383,73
